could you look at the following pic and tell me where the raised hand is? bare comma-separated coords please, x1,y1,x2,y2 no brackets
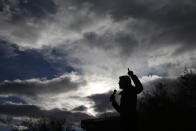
128,68,134,76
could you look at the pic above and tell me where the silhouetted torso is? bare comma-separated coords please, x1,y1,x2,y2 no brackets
120,88,137,114
119,87,137,131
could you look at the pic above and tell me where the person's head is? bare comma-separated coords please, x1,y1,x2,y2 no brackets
119,75,132,90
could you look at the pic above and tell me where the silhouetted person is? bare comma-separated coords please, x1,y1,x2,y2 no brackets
110,69,143,131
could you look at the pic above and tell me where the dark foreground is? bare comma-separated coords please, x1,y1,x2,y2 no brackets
81,112,196,131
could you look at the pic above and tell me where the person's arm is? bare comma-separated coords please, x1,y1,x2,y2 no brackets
112,100,121,113
128,69,143,94
110,91,121,113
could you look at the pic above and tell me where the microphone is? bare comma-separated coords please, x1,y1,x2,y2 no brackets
110,90,117,102
113,89,117,95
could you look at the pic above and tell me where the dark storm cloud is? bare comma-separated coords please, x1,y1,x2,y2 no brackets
0,40,18,58
73,105,87,112
0,118,7,125
71,0,196,28
0,74,86,97
115,31,138,56
69,0,148,20
0,0,57,19
0,104,43,117
0,96,27,105
88,91,116,113
0,0,58,49
83,31,138,56
71,0,196,53
0,104,93,125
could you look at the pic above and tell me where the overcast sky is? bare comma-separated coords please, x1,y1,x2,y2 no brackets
0,0,196,127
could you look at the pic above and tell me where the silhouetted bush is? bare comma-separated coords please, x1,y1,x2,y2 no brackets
138,71,196,112
137,71,196,131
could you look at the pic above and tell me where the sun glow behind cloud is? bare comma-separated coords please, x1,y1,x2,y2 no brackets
82,78,115,95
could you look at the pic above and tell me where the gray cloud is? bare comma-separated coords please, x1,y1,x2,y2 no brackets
0,74,86,97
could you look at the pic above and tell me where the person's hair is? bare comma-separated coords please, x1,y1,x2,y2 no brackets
119,75,132,88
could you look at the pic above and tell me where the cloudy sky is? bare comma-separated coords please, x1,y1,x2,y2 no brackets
0,0,196,128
